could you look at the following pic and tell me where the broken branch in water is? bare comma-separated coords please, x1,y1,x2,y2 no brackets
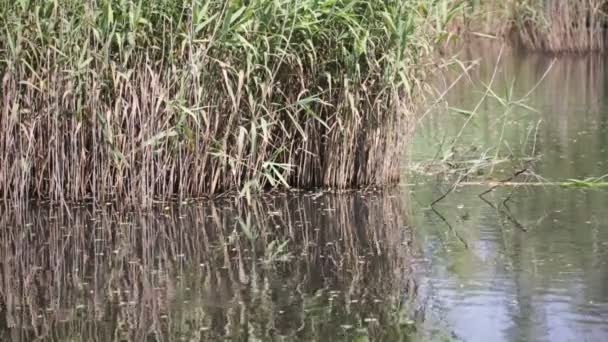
479,168,528,197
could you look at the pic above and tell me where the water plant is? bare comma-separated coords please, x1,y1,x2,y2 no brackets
513,0,608,52
449,1,608,53
559,175,608,188
0,0,453,205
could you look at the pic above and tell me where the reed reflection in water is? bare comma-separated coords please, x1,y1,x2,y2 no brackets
0,191,417,341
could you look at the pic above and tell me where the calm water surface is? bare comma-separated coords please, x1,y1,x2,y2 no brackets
0,193,419,341
411,44,608,341
2,44,608,342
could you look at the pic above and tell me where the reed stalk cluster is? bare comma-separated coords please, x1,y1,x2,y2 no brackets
0,0,447,204
513,0,608,52
452,0,608,53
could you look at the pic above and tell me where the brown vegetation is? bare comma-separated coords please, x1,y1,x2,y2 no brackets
449,0,608,53
514,0,608,52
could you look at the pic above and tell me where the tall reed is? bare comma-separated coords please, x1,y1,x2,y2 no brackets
450,0,608,53
513,0,608,52
0,0,448,204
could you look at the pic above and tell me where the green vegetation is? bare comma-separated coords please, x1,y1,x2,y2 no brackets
2,0,600,206
0,0,455,204
559,175,608,188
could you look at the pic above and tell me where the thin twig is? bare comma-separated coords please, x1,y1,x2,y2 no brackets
479,168,528,197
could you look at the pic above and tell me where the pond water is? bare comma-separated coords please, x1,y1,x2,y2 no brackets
0,193,418,341
2,43,608,342
411,42,608,341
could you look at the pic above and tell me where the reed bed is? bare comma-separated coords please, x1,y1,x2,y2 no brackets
513,0,608,52
450,0,608,53
0,0,448,205
0,192,415,341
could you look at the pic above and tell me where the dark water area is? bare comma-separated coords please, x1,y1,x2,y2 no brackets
411,42,608,341
0,193,418,341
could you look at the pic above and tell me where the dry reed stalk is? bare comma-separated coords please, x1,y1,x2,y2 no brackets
445,1,608,53
514,0,608,52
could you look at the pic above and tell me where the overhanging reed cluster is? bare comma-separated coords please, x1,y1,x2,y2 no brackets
0,0,438,204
